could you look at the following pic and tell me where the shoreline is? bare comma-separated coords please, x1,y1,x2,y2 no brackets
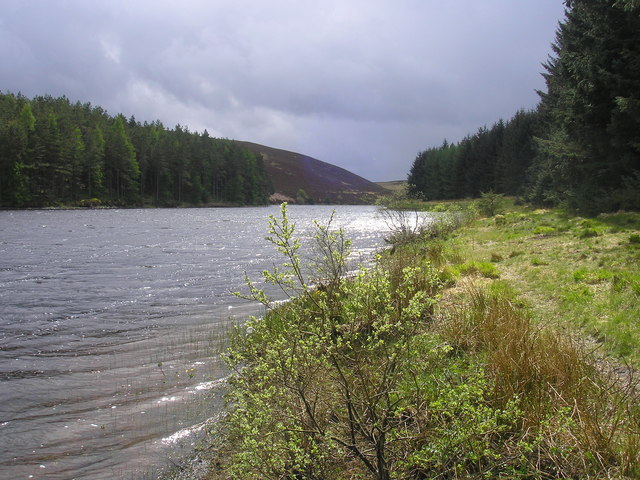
179,199,639,479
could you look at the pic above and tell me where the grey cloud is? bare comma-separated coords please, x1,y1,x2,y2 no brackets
0,0,565,181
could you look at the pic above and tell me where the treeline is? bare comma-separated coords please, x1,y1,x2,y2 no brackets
0,92,272,207
408,110,538,201
408,0,640,214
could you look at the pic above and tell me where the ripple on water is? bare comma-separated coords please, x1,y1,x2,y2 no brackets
0,206,394,479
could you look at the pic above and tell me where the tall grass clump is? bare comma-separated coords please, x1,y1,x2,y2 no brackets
437,283,640,478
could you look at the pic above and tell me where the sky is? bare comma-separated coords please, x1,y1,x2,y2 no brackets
1,0,566,182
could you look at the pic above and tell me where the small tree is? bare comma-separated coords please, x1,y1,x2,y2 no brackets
227,203,442,479
476,191,505,217
295,188,313,204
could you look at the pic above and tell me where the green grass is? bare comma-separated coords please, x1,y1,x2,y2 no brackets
448,201,640,366
452,260,500,279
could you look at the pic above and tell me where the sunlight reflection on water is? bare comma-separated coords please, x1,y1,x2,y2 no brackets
0,205,397,479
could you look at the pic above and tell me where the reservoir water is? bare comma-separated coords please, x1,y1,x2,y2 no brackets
0,205,391,479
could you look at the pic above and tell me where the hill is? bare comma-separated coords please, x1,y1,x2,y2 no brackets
376,180,407,192
234,141,386,204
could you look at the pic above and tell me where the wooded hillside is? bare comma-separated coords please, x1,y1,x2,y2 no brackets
0,93,272,207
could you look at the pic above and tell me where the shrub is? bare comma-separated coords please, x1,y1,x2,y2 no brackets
476,191,505,217
454,261,500,279
533,225,556,235
377,207,428,246
295,188,313,204
578,228,599,239
228,203,444,480
220,203,640,480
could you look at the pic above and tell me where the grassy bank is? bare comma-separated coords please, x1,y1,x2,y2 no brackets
446,201,640,366
202,201,639,479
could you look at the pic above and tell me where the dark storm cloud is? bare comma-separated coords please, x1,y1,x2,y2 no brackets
0,0,565,181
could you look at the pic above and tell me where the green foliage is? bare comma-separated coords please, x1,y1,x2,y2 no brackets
530,257,549,266
493,214,506,226
294,188,313,204
228,204,443,479
407,139,461,200
105,115,139,202
476,191,505,217
378,207,429,246
376,199,477,248
533,225,556,235
453,203,640,367
407,110,539,202
437,284,640,478
573,268,614,284
0,92,271,207
577,227,600,239
531,0,640,213
453,261,500,279
403,366,528,478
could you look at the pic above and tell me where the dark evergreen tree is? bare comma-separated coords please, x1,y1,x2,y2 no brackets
0,99,34,205
531,0,640,212
495,109,539,195
104,115,139,203
83,126,105,198
408,2,639,213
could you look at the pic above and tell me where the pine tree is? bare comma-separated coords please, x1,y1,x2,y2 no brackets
105,115,139,203
533,0,640,211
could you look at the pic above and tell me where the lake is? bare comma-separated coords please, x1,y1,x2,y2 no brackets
0,205,392,479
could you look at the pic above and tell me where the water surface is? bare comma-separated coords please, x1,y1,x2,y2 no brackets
0,205,390,479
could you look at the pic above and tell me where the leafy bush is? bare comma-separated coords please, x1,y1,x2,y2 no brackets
476,191,505,217
578,227,599,239
217,203,640,480
402,364,527,478
228,203,443,479
533,225,556,235
454,261,500,279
